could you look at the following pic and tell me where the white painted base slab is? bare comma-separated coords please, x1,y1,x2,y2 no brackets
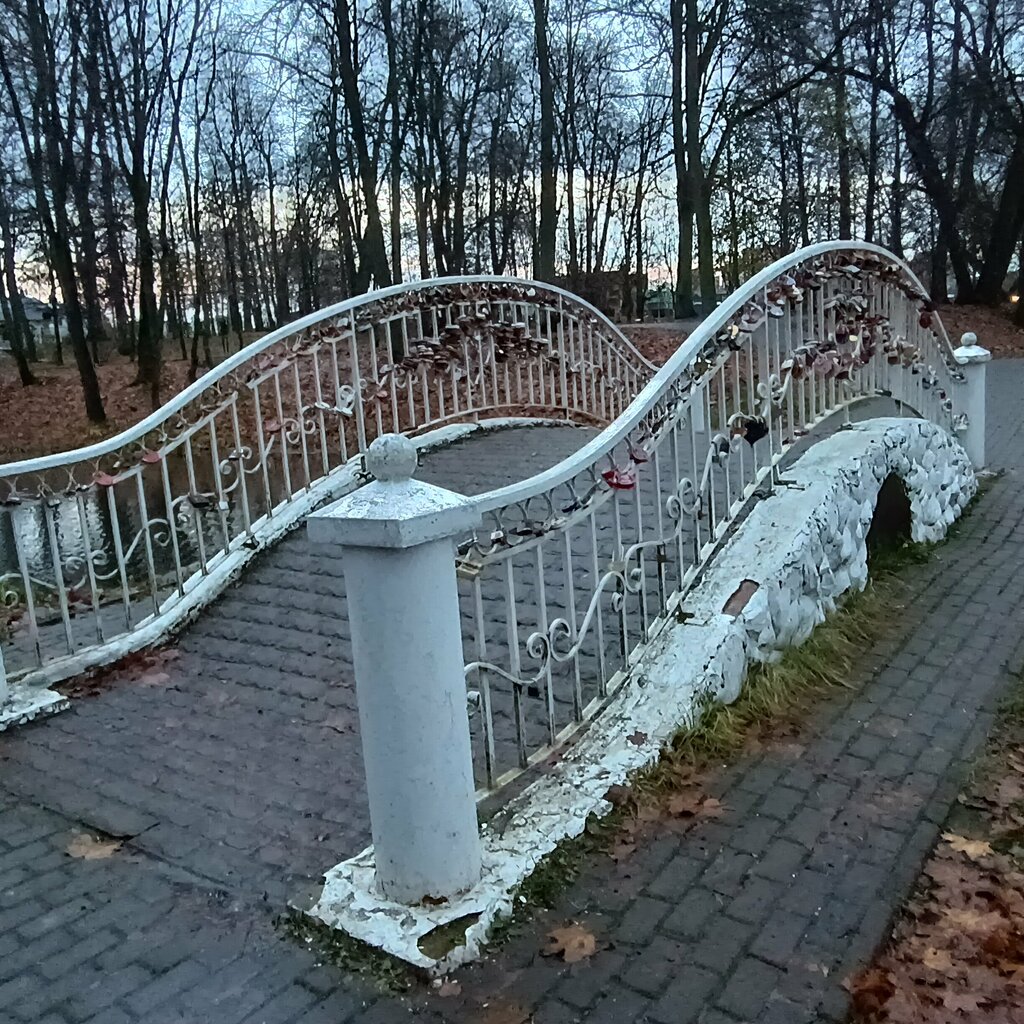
303,417,976,974
0,683,69,731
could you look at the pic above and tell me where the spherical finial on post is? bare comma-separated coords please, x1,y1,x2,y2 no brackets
366,433,418,482
960,331,977,347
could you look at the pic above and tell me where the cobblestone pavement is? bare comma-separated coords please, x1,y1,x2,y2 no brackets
2,365,1023,1023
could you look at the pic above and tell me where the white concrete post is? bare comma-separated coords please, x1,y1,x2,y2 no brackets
952,331,991,469
307,434,483,904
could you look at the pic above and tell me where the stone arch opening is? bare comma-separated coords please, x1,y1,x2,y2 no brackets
866,472,913,563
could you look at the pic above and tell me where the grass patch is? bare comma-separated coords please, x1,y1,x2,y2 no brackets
486,811,624,946
634,572,907,799
279,910,417,992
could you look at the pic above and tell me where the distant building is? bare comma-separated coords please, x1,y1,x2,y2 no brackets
645,285,674,320
0,295,68,351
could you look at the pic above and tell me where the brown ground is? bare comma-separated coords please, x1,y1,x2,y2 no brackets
621,320,696,365
0,304,1019,465
938,302,1024,358
0,355,199,464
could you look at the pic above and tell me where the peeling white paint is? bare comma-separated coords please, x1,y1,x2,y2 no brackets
0,681,68,731
303,417,976,974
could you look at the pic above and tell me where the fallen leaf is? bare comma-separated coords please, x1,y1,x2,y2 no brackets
921,947,954,971
942,990,985,1012
844,967,895,1015
478,1001,530,1024
544,923,598,963
942,832,994,861
604,784,632,807
608,839,636,863
66,833,122,860
666,792,703,818
941,907,1007,932
994,777,1024,808
924,859,972,888
626,730,648,747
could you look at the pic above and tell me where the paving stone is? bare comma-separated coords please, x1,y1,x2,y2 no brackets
730,816,780,856
715,956,781,1020
749,910,811,967
689,915,750,975
726,876,782,925
647,965,719,1024
750,839,806,882
555,950,625,1009
624,934,691,997
662,887,724,939
756,787,804,822
586,984,650,1023
614,895,671,945
646,853,706,901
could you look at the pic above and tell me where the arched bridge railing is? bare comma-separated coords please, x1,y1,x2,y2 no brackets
456,241,971,792
0,279,654,685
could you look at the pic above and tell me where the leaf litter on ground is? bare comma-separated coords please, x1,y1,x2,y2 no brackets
847,678,1024,1022
542,923,598,964
66,832,122,860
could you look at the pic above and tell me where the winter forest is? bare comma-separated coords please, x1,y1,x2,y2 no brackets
0,0,1022,425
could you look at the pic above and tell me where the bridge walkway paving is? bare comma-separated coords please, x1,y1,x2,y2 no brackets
0,363,1021,1022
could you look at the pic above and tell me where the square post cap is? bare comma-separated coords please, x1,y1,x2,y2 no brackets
308,434,482,549
953,332,991,365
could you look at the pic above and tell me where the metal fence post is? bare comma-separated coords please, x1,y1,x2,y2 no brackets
307,434,483,904
953,332,991,469
1,646,7,708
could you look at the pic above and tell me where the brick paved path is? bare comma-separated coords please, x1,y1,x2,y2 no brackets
2,365,1023,1023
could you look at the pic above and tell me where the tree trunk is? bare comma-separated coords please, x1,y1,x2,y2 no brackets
0,272,37,385
973,138,1024,305
334,0,392,289
833,38,852,239
671,0,695,317
133,180,163,408
685,0,716,310
889,120,904,257
533,0,556,281
0,1,104,420
98,123,132,354
0,183,37,380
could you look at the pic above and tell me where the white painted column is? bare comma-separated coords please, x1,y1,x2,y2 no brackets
952,332,991,469
308,434,482,904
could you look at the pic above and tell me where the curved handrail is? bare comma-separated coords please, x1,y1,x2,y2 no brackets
472,240,961,514
455,240,970,792
1,271,655,687
0,275,654,479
